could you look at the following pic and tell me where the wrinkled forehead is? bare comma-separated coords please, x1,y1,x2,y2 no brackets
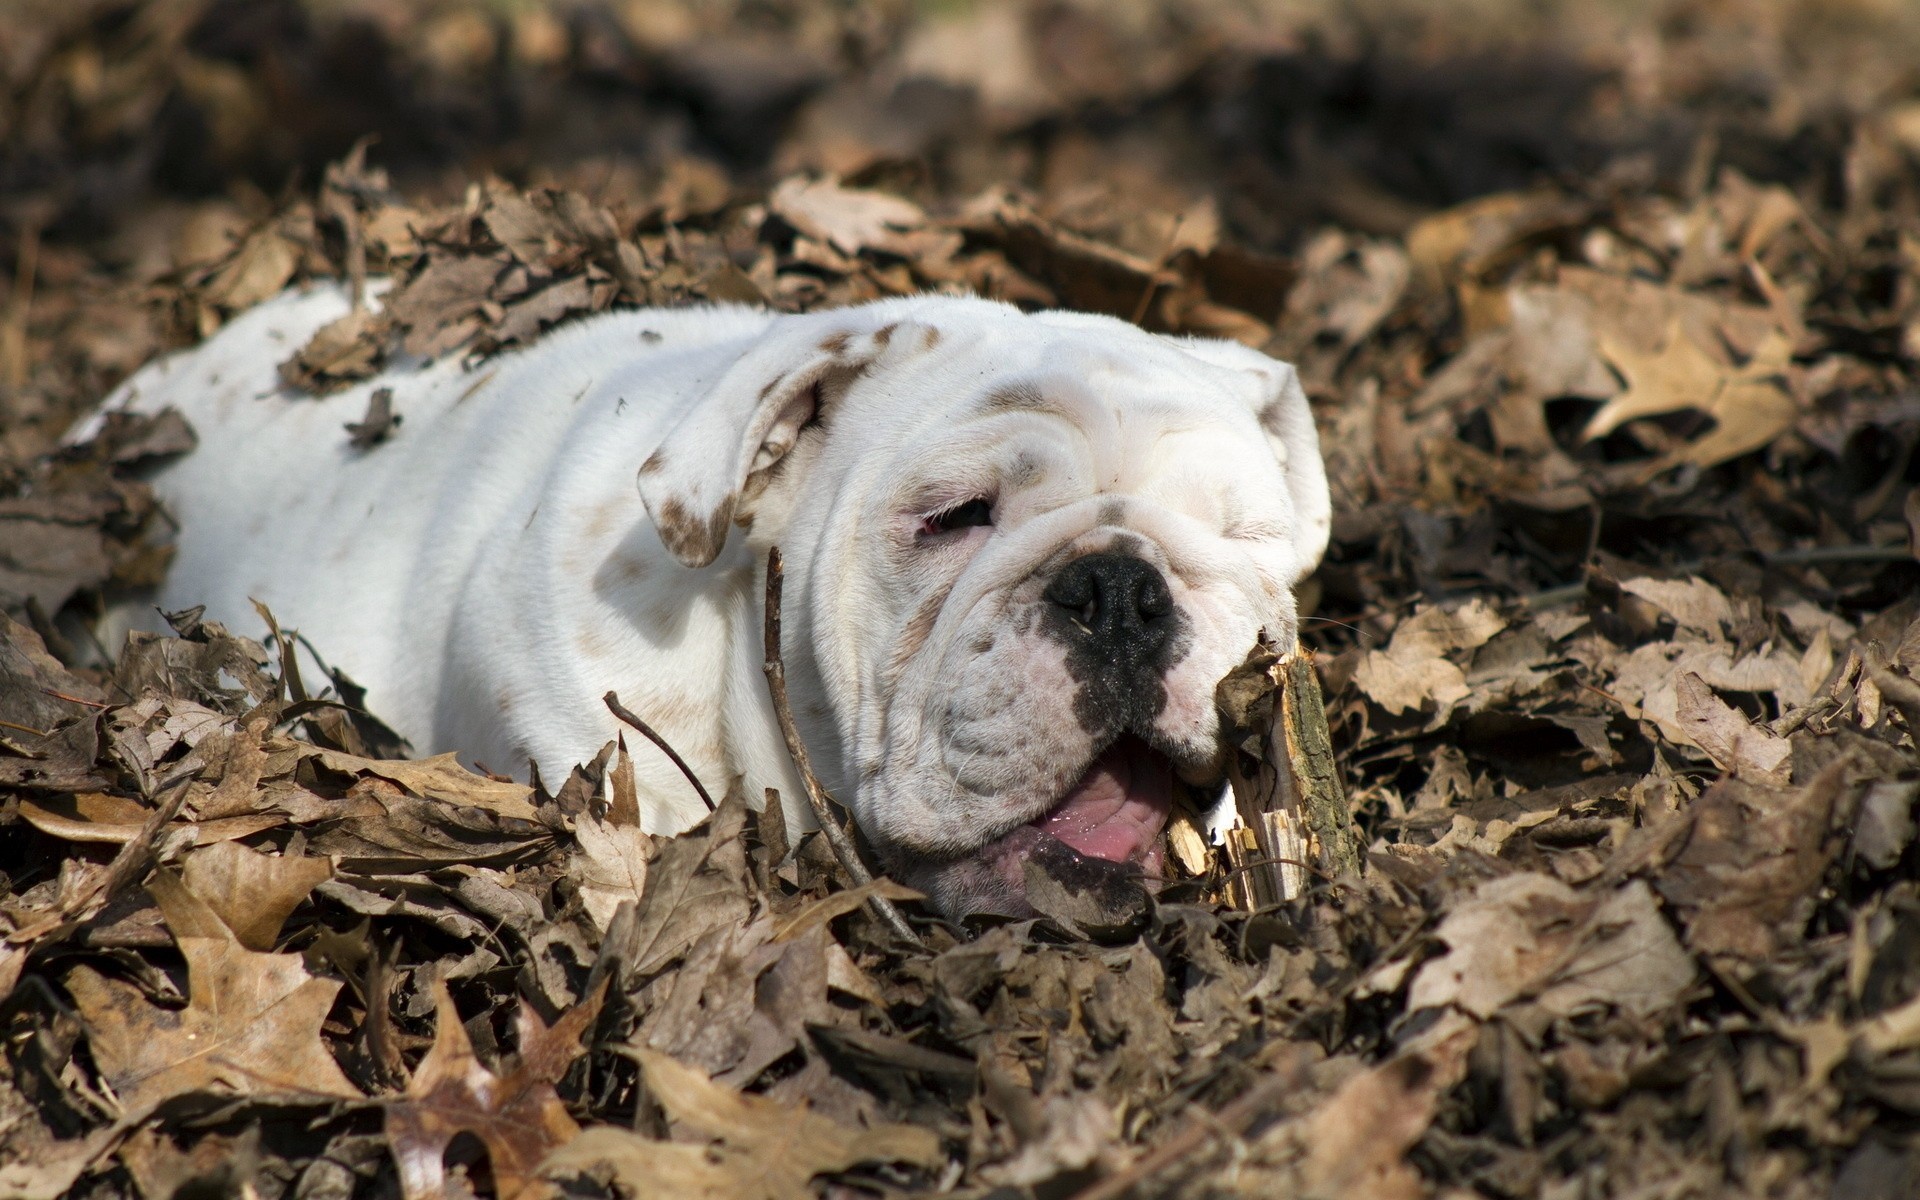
851,314,1259,434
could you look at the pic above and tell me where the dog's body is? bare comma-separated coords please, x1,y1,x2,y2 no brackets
97,284,1329,916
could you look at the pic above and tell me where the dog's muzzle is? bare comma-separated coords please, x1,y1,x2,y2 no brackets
1044,551,1181,738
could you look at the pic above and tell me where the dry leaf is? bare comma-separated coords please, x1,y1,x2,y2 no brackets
307,748,539,820
1354,599,1507,715
543,1047,942,1200
1406,874,1694,1021
385,980,605,1200
1673,672,1792,783
1587,321,1798,467
67,936,361,1116
176,841,334,950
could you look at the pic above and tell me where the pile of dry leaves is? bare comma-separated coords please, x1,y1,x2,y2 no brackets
4,1,1920,1198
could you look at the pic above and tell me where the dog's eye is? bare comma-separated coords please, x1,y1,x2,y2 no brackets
919,498,994,537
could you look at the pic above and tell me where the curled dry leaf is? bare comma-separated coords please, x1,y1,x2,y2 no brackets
1673,671,1792,783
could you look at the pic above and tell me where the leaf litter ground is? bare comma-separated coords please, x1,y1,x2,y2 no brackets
3,2,1920,1197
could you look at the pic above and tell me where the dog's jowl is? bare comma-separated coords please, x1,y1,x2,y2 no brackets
91,285,1330,919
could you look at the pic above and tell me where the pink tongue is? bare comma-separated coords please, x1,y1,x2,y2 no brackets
1030,740,1174,866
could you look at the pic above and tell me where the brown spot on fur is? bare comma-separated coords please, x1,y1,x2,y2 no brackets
639,448,666,476
497,688,514,714
819,331,852,355
583,498,622,542
575,626,611,658
1098,498,1126,527
874,323,897,347
758,371,789,401
886,589,948,683
653,494,733,566
921,326,941,351
981,383,1056,415
613,553,649,583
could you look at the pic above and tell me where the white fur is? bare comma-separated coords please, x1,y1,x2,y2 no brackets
93,283,1330,888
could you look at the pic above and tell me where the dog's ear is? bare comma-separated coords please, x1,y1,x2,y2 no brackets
1167,337,1331,583
637,311,895,567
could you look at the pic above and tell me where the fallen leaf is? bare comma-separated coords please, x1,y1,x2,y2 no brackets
176,841,334,950
67,936,361,1117
344,387,401,450
1620,576,1734,636
769,176,930,257
385,979,605,1200
543,1046,942,1200
569,741,651,932
1407,874,1694,1021
1354,599,1508,716
1587,321,1798,467
1658,764,1850,962
1295,1015,1477,1200
1673,672,1792,783
307,749,539,820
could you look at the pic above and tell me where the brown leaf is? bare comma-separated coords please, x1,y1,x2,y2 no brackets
1658,764,1851,962
1587,321,1798,467
1353,599,1507,716
176,841,333,950
306,749,539,820
344,386,401,450
604,792,752,980
1295,1015,1477,1200
1407,874,1695,1021
570,742,652,932
203,226,301,311
67,936,361,1116
284,307,391,393
386,979,604,1200
386,254,506,357
1673,672,1792,783
770,176,931,257
544,1047,942,1200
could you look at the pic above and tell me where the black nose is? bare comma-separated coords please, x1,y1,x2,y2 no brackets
1043,553,1173,655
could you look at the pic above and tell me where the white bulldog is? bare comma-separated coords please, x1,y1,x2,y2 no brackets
95,285,1329,918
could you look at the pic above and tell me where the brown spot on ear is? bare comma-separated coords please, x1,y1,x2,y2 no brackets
873,323,897,347
639,449,667,476
921,326,941,351
758,370,789,401
981,383,1054,415
819,331,852,355
653,495,732,566
1257,399,1285,437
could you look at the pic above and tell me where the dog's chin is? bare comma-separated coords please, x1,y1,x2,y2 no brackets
893,735,1187,922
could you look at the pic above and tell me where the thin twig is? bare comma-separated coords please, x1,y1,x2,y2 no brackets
762,547,922,948
603,690,715,812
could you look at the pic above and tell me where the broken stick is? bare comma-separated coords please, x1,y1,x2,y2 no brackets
1219,640,1360,907
762,547,922,947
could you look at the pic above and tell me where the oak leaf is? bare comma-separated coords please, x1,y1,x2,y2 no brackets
543,1047,942,1200
1586,321,1797,467
384,979,605,1200
67,936,361,1117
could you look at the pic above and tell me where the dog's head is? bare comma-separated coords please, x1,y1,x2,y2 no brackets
638,297,1328,919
